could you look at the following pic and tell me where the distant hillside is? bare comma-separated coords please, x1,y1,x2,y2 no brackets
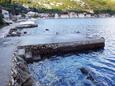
0,0,115,14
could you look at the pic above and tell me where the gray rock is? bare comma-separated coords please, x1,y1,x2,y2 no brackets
22,77,33,86
80,67,89,75
17,49,25,57
17,62,28,72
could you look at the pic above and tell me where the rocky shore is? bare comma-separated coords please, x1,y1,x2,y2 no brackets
6,20,38,37
9,50,34,86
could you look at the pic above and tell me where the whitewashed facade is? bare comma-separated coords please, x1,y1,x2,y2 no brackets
2,9,9,19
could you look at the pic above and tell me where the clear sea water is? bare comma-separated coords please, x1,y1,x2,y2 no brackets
28,18,115,86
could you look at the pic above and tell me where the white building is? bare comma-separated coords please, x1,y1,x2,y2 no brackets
69,12,78,18
54,13,59,18
26,11,39,17
85,14,91,18
2,9,9,19
60,14,69,18
78,13,85,18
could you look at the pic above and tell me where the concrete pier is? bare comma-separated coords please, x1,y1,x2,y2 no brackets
18,37,105,62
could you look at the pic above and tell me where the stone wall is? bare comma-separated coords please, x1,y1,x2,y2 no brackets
9,50,34,86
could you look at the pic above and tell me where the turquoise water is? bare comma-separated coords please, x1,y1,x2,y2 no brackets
27,18,115,86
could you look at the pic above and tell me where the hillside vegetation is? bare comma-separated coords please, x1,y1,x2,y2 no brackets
0,0,115,14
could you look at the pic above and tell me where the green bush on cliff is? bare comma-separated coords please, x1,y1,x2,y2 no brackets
0,13,4,25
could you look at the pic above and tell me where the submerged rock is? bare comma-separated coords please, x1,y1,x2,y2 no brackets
80,67,89,75
45,29,49,31
24,31,27,34
87,74,95,82
80,67,97,83
56,32,59,35
76,31,80,33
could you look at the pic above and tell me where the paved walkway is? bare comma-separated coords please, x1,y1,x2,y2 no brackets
0,24,19,86
0,44,16,86
0,19,37,86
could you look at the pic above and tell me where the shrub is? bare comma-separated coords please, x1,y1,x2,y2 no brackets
0,13,4,25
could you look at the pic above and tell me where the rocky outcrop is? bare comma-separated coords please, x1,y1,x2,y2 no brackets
6,20,38,37
6,28,21,37
16,24,38,29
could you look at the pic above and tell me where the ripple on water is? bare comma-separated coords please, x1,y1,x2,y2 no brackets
28,52,115,86
28,18,115,86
